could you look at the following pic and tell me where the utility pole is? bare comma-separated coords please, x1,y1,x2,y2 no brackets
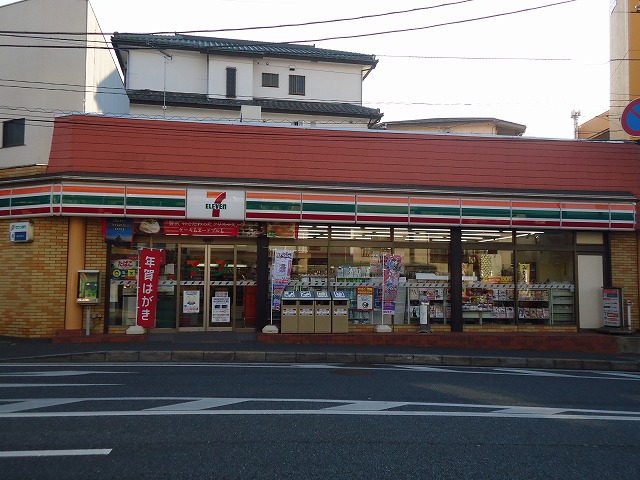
571,110,581,139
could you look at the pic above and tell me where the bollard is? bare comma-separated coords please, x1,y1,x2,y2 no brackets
626,300,633,331
419,301,431,333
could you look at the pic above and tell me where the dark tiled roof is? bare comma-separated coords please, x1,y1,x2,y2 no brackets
127,89,383,120
111,33,378,66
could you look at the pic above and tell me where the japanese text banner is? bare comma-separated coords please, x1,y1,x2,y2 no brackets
137,248,162,328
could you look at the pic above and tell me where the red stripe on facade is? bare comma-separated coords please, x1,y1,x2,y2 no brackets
125,208,185,217
301,213,356,222
356,215,408,223
245,212,301,220
60,206,125,215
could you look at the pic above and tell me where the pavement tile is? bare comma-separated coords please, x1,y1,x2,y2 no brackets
203,351,235,362
498,357,527,368
265,352,296,363
234,351,266,363
172,351,204,362
70,352,106,362
106,351,140,362
471,357,500,367
139,351,172,362
384,354,414,365
412,355,443,366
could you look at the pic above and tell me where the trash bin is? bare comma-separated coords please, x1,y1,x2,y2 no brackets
331,291,349,333
297,290,315,333
280,290,299,333
314,290,332,333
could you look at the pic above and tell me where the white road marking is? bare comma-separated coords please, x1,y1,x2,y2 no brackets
0,449,112,458
0,384,121,388
0,371,132,377
324,401,409,411
0,399,80,413
0,397,637,422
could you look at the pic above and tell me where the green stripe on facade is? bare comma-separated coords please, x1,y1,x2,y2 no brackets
303,202,355,213
246,200,300,212
126,197,186,208
358,204,407,215
62,194,124,206
610,212,635,221
512,208,561,219
411,206,460,217
562,211,609,220
12,194,51,207
461,207,511,218
0,198,10,208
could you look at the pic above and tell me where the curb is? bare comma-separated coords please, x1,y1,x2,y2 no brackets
0,351,639,371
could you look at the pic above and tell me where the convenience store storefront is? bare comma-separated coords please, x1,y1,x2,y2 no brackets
2,182,634,336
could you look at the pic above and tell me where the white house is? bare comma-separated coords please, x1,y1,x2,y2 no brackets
0,0,128,170
110,34,382,128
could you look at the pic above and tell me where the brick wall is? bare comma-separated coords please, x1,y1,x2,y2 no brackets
0,165,47,179
610,231,639,330
84,218,107,334
0,217,68,338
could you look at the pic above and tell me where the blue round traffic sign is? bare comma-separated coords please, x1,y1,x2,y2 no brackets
621,98,640,136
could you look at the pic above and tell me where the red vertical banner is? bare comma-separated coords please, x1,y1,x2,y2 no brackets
136,248,163,328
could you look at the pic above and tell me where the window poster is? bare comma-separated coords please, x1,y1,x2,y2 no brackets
183,290,200,314
356,286,374,311
211,296,231,323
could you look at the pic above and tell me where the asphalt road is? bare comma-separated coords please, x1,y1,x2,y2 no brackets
0,362,639,479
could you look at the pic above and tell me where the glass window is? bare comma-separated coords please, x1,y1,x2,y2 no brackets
108,245,141,326
462,229,513,243
262,72,279,87
393,227,450,242
516,230,573,245
462,249,515,325
330,246,391,325
3,118,25,148
289,74,305,95
517,250,574,325
226,67,236,98
399,247,450,325
330,226,391,241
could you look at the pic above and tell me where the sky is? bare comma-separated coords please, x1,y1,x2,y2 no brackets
4,0,613,138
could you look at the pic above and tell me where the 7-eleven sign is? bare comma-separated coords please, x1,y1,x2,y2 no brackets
187,189,245,220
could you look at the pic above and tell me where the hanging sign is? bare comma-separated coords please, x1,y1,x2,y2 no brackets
602,287,623,327
382,254,402,315
136,248,162,328
271,249,294,311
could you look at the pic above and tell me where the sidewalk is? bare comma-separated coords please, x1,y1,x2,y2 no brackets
1,331,639,371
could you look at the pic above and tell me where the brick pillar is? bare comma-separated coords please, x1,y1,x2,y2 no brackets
64,217,86,330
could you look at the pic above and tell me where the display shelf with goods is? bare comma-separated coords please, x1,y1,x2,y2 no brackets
517,287,550,324
490,287,515,321
462,286,493,324
332,265,379,325
550,286,575,325
408,286,450,324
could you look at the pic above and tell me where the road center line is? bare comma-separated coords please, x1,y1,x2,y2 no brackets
0,449,112,458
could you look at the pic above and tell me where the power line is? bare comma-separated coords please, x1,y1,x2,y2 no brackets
284,0,578,43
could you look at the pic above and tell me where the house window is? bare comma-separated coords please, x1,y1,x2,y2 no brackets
262,73,279,88
2,118,25,148
226,67,237,98
289,75,305,95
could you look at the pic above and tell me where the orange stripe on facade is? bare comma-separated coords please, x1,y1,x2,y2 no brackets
512,201,560,209
461,199,510,208
246,192,301,201
358,196,409,204
62,185,125,195
12,186,52,195
302,194,355,203
562,203,609,211
128,188,186,196
609,204,636,211
410,197,460,206
0,189,11,196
